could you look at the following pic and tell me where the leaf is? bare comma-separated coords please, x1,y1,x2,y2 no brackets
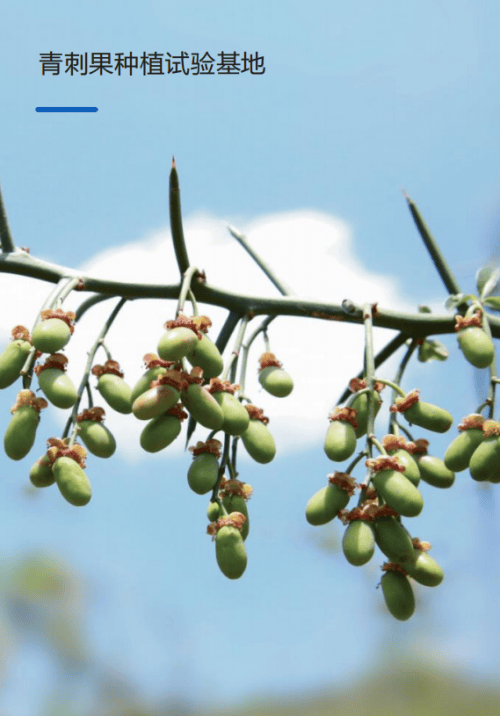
417,339,449,363
445,293,476,311
476,264,500,299
484,296,500,311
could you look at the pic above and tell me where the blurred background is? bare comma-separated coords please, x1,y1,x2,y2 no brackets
1,1,500,714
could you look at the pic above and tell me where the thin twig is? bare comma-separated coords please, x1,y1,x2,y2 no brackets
169,158,190,277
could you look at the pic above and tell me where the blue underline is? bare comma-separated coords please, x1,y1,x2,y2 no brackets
35,107,98,112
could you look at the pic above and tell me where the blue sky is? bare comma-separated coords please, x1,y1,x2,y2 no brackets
1,1,500,713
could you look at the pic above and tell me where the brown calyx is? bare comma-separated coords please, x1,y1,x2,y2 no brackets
150,370,188,391
390,389,420,414
166,403,189,421
258,352,282,370
327,407,358,429
458,414,485,432
373,505,399,519
455,310,482,332
219,477,253,500
411,439,430,456
189,438,223,458
183,367,204,385
365,456,405,473
192,315,212,334
206,511,247,537
92,360,125,378
11,389,48,414
482,420,500,438
349,377,385,393
412,538,431,552
10,325,31,342
46,437,87,469
40,308,76,333
164,313,203,339
142,353,177,370
77,407,106,423
327,472,358,496
207,378,239,395
382,434,415,453
382,562,408,575
34,353,69,375
245,404,269,424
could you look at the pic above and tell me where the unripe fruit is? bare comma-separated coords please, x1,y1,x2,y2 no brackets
140,413,182,453
32,318,71,354
387,449,420,487
373,517,415,563
342,520,375,566
78,420,116,458
53,456,92,506
29,454,55,488
4,406,39,460
240,418,276,464
457,326,494,369
37,368,78,409
212,391,250,435
132,384,179,420
445,429,484,472
215,525,247,579
381,570,415,621
0,340,31,389
258,366,293,398
131,366,168,405
182,384,224,430
372,469,423,517
187,453,219,494
207,501,220,522
186,333,224,379
469,437,500,482
222,494,250,540
305,483,350,526
351,391,382,438
324,421,357,462
403,400,453,433
402,550,444,587
157,326,198,361
417,455,455,488
97,374,132,414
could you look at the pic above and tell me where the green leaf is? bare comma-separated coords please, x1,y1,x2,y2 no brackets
476,264,500,299
484,296,500,311
445,294,476,311
418,338,449,362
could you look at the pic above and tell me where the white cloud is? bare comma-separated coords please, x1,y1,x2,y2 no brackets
0,210,425,464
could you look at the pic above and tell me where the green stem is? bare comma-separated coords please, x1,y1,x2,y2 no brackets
345,449,368,476
0,182,15,254
362,304,376,460
480,310,498,420
210,432,231,503
387,339,418,434
403,191,462,296
176,266,200,315
374,378,406,398
222,314,250,383
369,436,386,456
215,311,244,355
169,158,190,277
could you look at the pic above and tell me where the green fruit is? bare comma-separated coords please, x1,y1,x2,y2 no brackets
351,391,381,438
222,495,250,540
132,384,179,420
402,550,444,587
32,318,71,354
387,449,420,486
29,454,55,487
130,366,168,404
187,452,219,494
4,406,39,460
381,570,415,621
53,456,92,506
212,391,250,435
78,420,116,458
305,483,350,526
0,340,31,389
207,501,220,522
324,421,357,462
444,429,484,472
342,520,375,566
373,517,415,563
186,333,224,379
157,326,198,361
372,469,423,517
417,455,455,488
469,437,500,482
97,374,132,414
215,525,247,579
403,401,453,433
258,366,293,398
457,326,495,369
37,368,78,409
182,384,224,430
140,414,181,452
240,418,276,464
